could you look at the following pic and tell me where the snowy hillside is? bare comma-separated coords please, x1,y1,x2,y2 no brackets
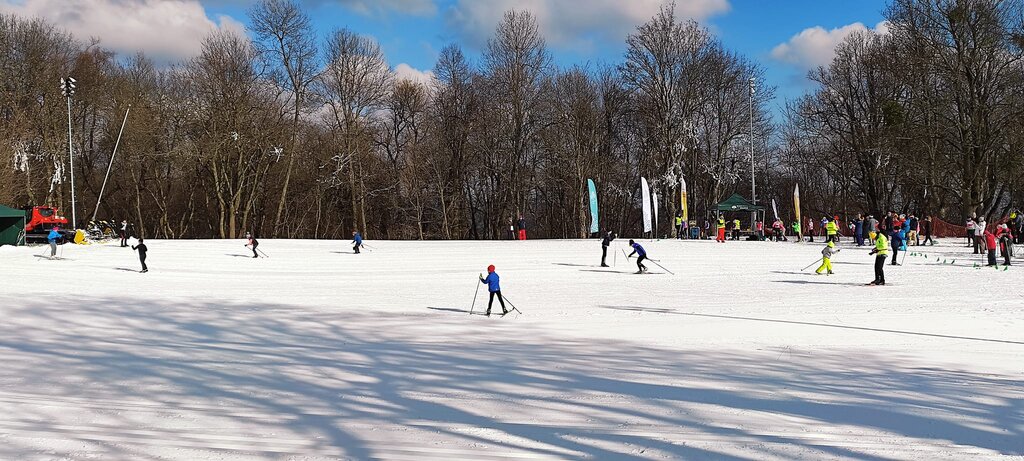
1,238,1022,460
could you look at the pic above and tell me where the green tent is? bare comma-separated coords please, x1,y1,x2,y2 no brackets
0,205,26,246
715,194,765,212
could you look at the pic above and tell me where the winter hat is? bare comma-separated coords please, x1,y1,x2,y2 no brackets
487,264,495,273
628,239,635,245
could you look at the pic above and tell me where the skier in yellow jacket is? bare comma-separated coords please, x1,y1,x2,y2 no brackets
826,218,838,243
868,233,889,285
816,241,838,275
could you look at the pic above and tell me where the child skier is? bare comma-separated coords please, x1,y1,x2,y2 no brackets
351,231,363,254
245,232,259,258
478,265,508,317
626,239,648,273
816,241,838,275
984,230,998,266
600,230,615,267
868,232,889,285
47,226,61,258
132,238,148,273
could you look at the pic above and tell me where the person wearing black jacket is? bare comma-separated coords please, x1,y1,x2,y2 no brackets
245,232,259,258
132,238,148,273
921,216,934,246
600,230,615,267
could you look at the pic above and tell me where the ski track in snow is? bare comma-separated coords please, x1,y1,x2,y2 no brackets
0,238,1022,460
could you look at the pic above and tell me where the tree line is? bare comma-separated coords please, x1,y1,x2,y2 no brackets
1,0,1019,240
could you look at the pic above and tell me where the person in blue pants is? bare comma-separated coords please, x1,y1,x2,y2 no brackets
627,239,648,273
479,264,508,317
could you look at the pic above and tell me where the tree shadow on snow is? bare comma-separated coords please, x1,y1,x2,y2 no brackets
0,297,1020,460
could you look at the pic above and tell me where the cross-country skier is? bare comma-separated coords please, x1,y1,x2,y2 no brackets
868,232,889,285
627,239,648,273
132,238,148,273
921,216,934,246
120,220,129,247
984,230,998,266
891,225,905,266
245,232,259,258
825,217,838,243
351,231,363,254
997,224,1013,266
816,241,838,275
478,265,508,317
601,230,615,267
47,226,61,258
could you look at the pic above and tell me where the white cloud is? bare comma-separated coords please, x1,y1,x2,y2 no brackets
335,0,436,16
445,0,730,52
771,21,890,70
0,0,245,60
394,63,433,85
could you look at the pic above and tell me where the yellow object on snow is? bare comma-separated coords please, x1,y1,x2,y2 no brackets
816,257,833,274
74,229,89,245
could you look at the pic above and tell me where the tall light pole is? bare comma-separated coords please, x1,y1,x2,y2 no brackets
748,77,757,232
61,76,77,229
748,77,756,205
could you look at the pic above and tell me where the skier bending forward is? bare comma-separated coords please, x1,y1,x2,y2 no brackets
627,239,648,273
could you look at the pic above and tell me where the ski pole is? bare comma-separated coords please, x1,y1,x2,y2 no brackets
900,249,907,266
647,258,675,275
469,275,481,315
801,257,823,271
258,248,270,258
500,294,523,314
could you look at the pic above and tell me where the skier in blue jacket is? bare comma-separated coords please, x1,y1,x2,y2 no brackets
351,231,363,254
478,264,508,316
626,239,648,273
47,227,61,258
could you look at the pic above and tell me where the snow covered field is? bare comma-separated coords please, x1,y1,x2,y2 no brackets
1,237,1022,460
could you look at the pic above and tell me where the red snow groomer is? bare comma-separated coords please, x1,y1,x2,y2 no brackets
22,205,72,243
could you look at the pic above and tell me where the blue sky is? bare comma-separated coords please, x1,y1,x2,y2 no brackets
3,0,889,113
202,0,888,113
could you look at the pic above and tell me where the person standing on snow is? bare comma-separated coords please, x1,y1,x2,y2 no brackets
132,238,148,273
716,216,726,243
507,217,516,240
891,225,906,266
975,216,987,254
626,239,648,273
853,214,865,246
351,231,363,254
984,229,998,266
47,226,61,258
996,224,1013,266
517,215,527,240
868,232,889,285
966,216,977,249
600,230,615,267
806,217,815,242
731,218,741,241
245,232,259,258
119,220,129,247
674,213,683,239
816,241,838,275
478,265,508,317
825,217,838,243
921,216,935,246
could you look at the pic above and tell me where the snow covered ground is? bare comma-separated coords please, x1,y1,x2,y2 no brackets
0,236,1022,460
